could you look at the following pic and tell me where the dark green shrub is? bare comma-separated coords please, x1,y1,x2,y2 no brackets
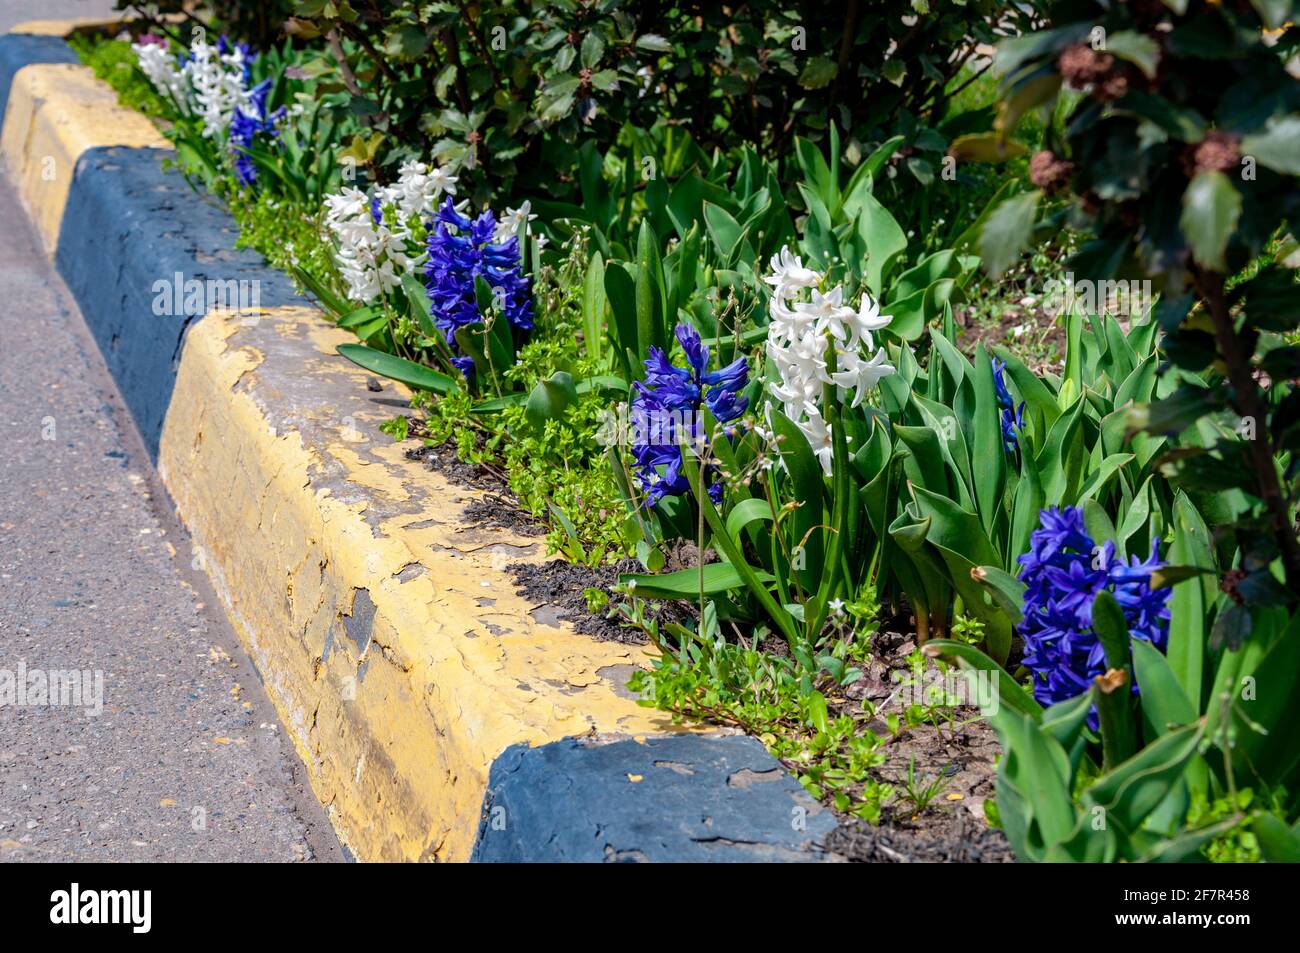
281,1,1043,203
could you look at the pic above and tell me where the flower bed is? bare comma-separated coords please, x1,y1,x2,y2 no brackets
72,0,1300,863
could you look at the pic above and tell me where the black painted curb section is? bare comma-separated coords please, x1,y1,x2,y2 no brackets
57,146,302,457
471,735,837,862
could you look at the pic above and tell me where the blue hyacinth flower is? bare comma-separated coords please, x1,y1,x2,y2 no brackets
228,78,285,187
1017,505,1172,724
630,323,749,507
424,197,533,379
992,357,1025,454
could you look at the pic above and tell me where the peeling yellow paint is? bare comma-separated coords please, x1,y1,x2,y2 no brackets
159,306,688,862
0,63,170,255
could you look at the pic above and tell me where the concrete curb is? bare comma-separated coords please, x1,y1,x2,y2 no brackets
0,30,840,862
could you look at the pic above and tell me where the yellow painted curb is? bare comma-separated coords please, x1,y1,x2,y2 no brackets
8,18,127,37
0,62,170,254
158,306,682,861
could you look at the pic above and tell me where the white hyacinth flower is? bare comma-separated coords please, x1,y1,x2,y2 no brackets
761,244,896,475
182,35,252,138
763,246,821,295
844,290,892,350
133,41,191,114
322,159,459,306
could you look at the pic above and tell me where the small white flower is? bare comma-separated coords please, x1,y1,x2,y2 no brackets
427,165,458,196
763,246,821,295
843,290,891,350
795,408,834,475
494,200,537,243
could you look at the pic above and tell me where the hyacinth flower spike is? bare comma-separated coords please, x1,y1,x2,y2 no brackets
630,323,749,507
425,197,533,378
1016,505,1172,726
229,78,286,187
992,357,1026,454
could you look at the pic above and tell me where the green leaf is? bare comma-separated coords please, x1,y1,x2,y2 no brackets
336,344,456,395
770,409,825,591
979,190,1041,279
1240,116,1300,176
702,201,744,262
1249,0,1294,29
580,30,605,69
1166,493,1213,709
1104,31,1161,79
680,456,801,643
841,135,904,211
970,344,1006,536
848,189,907,294
604,262,638,379
724,497,774,542
1253,814,1300,862
923,640,1042,718
469,392,528,413
336,306,378,330
635,33,672,52
909,486,1012,659
990,707,1078,849
1141,816,1242,862
1041,691,1095,752
970,565,1025,624
619,562,774,599
806,691,830,733
582,251,606,363
797,56,838,90
1130,639,1195,738
401,274,436,338
1083,722,1204,835
524,371,578,428
949,133,1029,163
1038,395,1087,507
1180,171,1242,272
1091,591,1137,769
1093,590,1132,673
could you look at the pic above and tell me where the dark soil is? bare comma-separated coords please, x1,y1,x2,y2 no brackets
508,553,705,644
404,439,504,491
462,495,546,536
817,627,1010,863
508,558,650,644
954,304,1066,376
825,811,1013,863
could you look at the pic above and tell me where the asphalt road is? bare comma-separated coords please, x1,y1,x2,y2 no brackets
0,12,343,860
0,0,117,32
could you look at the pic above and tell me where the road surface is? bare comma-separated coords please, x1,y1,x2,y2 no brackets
0,0,343,862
